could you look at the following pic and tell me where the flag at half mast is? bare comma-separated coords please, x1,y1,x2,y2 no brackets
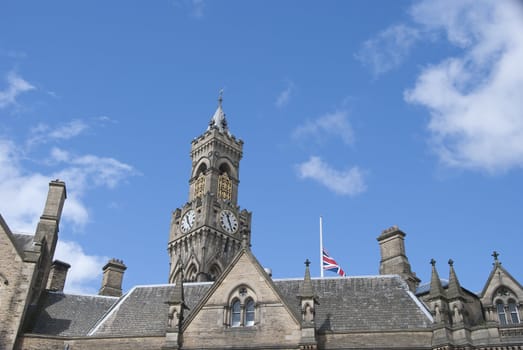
322,248,346,277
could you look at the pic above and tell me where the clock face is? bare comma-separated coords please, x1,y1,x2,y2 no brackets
180,209,195,233
220,210,238,233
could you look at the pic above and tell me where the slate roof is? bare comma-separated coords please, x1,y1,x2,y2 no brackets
31,292,118,336
90,283,212,337
275,276,433,332
416,279,449,295
29,276,432,338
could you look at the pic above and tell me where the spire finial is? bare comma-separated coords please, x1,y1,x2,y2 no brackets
218,89,223,107
448,259,454,267
305,259,311,267
492,251,500,263
430,258,436,266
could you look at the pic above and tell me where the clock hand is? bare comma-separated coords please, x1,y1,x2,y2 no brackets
226,214,232,229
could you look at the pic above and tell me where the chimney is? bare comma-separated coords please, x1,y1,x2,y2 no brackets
377,225,420,292
99,258,127,297
46,260,71,292
35,180,67,256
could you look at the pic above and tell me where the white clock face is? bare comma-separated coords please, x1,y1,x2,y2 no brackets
220,210,238,233
181,209,195,233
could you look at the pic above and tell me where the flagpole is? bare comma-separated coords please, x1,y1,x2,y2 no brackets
320,216,324,278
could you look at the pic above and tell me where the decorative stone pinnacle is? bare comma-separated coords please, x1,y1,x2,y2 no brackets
430,258,436,266
448,259,454,266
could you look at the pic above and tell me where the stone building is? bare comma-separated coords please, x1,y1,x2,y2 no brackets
1,99,522,350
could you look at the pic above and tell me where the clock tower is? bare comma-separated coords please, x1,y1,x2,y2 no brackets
168,95,252,283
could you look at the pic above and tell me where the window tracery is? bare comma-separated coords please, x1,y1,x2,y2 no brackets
494,287,521,326
226,286,257,328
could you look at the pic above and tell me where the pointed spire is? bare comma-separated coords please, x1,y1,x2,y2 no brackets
299,259,314,298
446,259,463,299
428,259,445,299
207,90,230,134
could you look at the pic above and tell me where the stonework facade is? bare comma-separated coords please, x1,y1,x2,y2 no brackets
1,101,522,350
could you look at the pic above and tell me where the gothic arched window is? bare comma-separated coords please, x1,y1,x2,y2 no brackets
231,300,241,327
227,286,257,328
494,287,521,326
509,300,520,324
245,299,255,326
497,301,507,325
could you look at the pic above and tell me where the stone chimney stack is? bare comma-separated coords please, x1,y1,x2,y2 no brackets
30,180,67,303
99,258,127,297
46,260,71,292
377,225,420,292
35,180,67,258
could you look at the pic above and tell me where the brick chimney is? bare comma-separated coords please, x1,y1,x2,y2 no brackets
99,258,127,297
46,260,71,292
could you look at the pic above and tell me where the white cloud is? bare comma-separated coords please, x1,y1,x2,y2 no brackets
293,110,354,145
0,132,135,294
28,120,88,147
0,137,136,231
275,81,294,108
296,156,366,196
0,71,35,109
404,0,523,172
356,24,420,76
55,240,108,294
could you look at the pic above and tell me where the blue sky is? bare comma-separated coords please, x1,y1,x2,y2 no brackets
1,0,523,294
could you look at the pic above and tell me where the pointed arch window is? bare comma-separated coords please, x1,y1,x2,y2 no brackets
218,172,232,200
494,287,521,326
231,300,241,327
245,299,255,326
497,301,508,325
509,300,520,324
227,286,257,328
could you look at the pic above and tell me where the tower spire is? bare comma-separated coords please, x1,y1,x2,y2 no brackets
208,89,229,134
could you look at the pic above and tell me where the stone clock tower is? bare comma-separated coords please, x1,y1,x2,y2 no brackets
168,96,252,283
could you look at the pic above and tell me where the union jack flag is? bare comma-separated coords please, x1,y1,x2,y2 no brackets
322,248,346,277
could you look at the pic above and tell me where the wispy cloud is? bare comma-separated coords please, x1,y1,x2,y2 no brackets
293,110,354,145
275,80,294,108
296,156,366,196
356,24,420,77
0,138,137,231
404,0,523,173
0,71,35,109
28,119,89,147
